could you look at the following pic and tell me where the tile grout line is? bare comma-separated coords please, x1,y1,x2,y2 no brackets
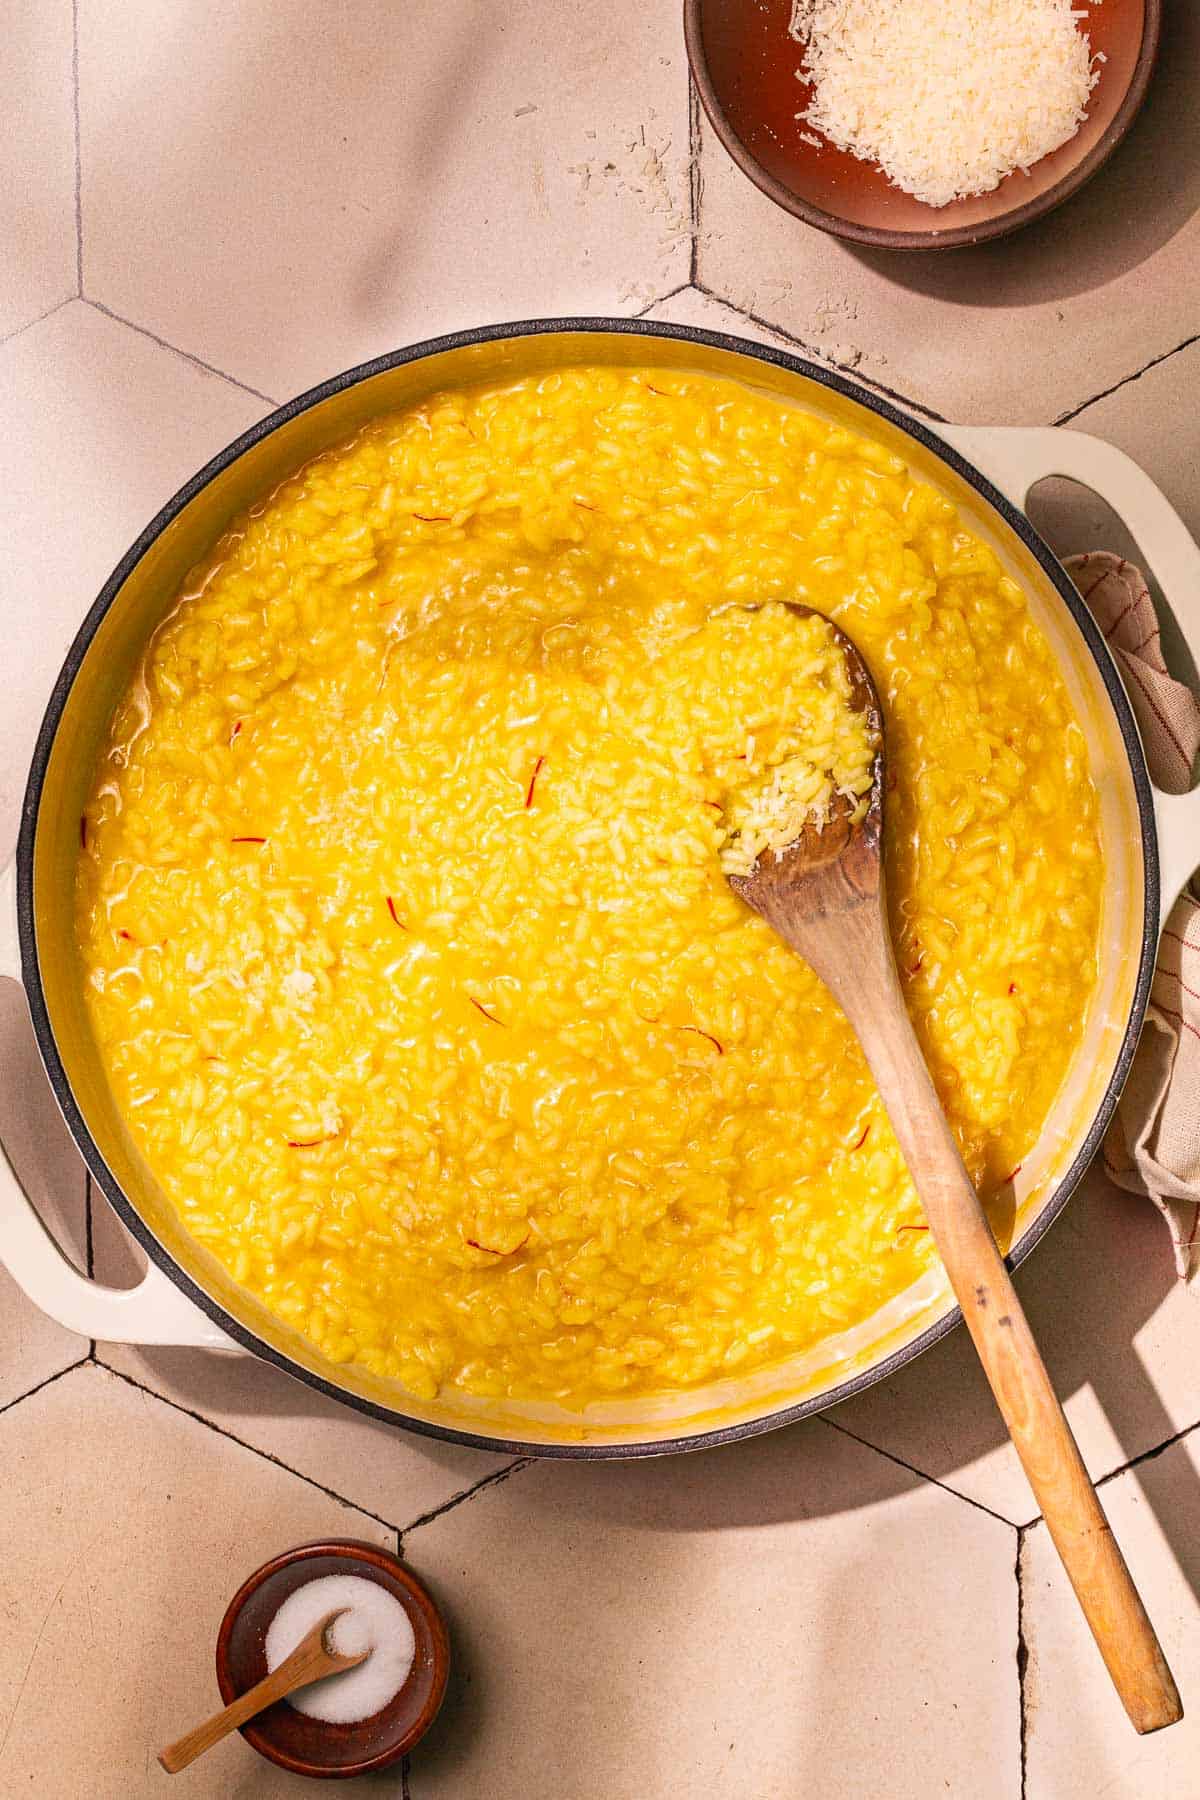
97,1359,403,1531
83,298,280,405
72,0,83,295
633,281,690,320
1095,1414,1200,1492
688,79,703,287
1017,1416,1200,1535
690,279,950,424
0,294,74,350
1054,331,1200,426
1016,1527,1029,1800
400,1456,535,1541
820,1414,1020,1528
0,1356,90,1424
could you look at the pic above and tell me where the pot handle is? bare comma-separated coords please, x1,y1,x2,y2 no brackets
0,859,236,1349
941,424,1200,923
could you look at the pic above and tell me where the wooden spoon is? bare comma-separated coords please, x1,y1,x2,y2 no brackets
728,607,1182,1736
158,1607,368,1774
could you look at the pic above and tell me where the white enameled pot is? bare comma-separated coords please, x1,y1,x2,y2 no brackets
2,322,1199,1456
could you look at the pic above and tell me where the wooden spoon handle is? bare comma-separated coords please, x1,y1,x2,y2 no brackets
158,1633,344,1774
835,927,1182,1735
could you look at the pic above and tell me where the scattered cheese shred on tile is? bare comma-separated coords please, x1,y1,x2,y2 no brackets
789,0,1103,207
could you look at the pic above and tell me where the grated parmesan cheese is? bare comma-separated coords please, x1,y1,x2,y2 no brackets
788,0,1102,207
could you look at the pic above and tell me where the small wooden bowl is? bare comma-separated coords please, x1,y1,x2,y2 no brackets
215,1540,450,1780
685,0,1162,249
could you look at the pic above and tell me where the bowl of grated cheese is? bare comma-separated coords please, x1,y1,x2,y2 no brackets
685,0,1161,249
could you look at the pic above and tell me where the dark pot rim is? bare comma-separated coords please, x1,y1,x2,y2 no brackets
16,316,1159,1458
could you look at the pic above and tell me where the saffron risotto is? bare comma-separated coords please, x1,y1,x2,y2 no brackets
75,367,1101,1406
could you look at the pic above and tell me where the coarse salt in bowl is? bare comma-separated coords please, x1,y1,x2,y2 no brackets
264,1573,417,1724
216,1541,450,1779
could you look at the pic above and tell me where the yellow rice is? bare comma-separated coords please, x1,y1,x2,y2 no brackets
75,366,1101,1405
714,604,878,876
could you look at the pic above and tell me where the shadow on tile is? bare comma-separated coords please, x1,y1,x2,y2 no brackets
93,1175,933,1526
350,4,500,318
553,1183,1196,1541
844,2,1200,309
94,1241,927,1531
82,1113,1200,1554
93,1162,954,1520
406,1429,1019,1800
0,976,88,1268
94,1217,509,1486
13,921,1195,1552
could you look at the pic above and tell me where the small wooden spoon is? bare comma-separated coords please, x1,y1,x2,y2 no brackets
158,1607,368,1774
728,607,1182,1736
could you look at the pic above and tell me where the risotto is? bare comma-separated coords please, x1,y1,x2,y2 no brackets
75,366,1101,1405
715,605,878,877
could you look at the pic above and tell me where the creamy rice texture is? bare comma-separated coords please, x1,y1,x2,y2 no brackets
76,367,1101,1405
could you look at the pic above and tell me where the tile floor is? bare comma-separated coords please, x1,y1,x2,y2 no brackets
2,4,1198,1796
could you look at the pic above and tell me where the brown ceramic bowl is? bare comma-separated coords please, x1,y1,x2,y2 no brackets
684,0,1162,248
215,1540,450,1780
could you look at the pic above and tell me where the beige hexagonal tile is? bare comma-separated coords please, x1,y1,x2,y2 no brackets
404,1423,1019,1800
642,283,940,420
91,1192,513,1530
1022,1425,1200,1797
1038,337,1200,548
0,1362,404,1797
828,1164,1200,1526
643,283,799,354
1,0,76,340
0,299,266,853
79,0,691,403
695,4,1200,424
1023,350,1200,691
0,981,88,1411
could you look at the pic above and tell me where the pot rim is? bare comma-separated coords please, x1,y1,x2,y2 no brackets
16,316,1160,1458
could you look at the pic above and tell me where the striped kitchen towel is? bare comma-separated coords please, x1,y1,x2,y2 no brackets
1067,552,1200,1280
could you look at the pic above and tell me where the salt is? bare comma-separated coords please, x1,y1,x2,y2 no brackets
263,1573,416,1724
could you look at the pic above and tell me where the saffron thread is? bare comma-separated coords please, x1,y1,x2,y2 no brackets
524,755,546,808
469,996,505,1025
466,1232,530,1256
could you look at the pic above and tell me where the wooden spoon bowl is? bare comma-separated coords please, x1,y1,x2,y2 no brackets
729,604,1181,1735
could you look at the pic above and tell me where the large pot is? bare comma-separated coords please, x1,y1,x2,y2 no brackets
3,320,1199,1457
